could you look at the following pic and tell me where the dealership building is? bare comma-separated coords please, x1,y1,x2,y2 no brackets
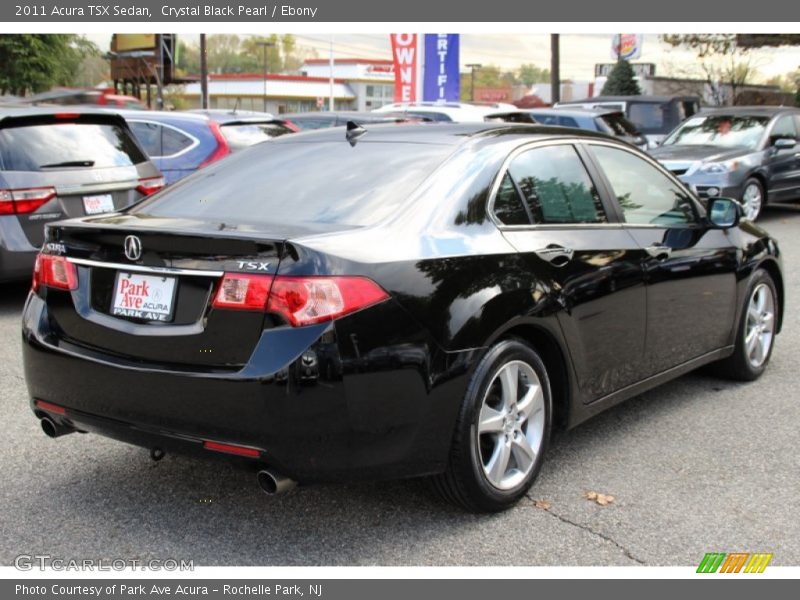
179,58,396,113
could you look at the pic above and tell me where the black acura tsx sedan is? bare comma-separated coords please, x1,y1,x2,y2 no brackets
22,123,783,512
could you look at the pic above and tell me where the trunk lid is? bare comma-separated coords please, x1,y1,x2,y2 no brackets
43,215,284,369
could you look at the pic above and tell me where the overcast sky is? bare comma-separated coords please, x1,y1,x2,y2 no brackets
85,33,800,82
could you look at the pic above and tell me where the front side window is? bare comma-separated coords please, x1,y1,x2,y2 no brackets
492,144,607,225
769,115,797,143
591,145,698,226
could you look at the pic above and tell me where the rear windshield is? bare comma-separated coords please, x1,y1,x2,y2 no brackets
0,121,146,171
135,140,454,227
220,122,294,151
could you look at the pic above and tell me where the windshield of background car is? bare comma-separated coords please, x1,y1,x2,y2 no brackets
662,115,770,150
220,122,295,150
0,121,147,171
134,140,455,227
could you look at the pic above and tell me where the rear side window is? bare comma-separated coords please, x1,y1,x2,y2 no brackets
492,144,607,225
136,140,455,227
0,121,146,171
130,121,195,157
627,103,666,134
220,122,294,151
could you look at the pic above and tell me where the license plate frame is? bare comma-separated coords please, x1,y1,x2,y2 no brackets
111,272,178,323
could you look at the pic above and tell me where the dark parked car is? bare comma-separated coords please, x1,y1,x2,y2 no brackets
23,124,783,512
556,95,701,146
650,106,800,221
280,111,424,130
0,108,163,282
486,107,648,150
188,109,298,150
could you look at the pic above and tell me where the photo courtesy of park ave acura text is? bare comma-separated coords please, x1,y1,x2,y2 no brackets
1,11,800,576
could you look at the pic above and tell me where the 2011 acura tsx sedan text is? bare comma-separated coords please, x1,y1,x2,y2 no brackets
22,123,783,512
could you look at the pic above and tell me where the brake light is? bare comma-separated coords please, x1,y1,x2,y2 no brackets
199,121,231,168
0,187,56,215
135,176,165,196
32,254,78,292
267,276,389,326
54,112,80,120
212,273,272,311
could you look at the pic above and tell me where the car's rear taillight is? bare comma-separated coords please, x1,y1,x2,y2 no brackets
199,121,231,168
267,276,389,326
0,187,56,215
211,274,389,326
212,273,272,311
32,254,78,292
135,176,166,196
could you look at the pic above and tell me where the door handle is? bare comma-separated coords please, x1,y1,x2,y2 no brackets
645,244,672,260
534,245,574,267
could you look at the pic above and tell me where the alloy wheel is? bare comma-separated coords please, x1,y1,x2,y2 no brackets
476,360,545,490
745,283,776,368
742,183,763,221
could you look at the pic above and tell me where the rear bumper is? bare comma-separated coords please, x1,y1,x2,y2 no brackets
22,293,472,482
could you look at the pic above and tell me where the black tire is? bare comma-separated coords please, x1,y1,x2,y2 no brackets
740,177,766,222
431,338,552,512
714,269,778,381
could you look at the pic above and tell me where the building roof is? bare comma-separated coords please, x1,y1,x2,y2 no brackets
303,58,393,65
182,77,355,100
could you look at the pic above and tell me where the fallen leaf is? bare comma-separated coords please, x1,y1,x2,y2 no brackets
584,490,615,506
532,499,552,510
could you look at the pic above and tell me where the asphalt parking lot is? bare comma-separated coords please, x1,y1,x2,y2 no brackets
1,207,799,567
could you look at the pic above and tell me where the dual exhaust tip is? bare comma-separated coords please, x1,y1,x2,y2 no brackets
257,468,297,496
40,416,296,496
40,416,74,439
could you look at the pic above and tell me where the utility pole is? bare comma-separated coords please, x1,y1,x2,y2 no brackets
200,34,209,109
550,34,560,105
466,63,482,102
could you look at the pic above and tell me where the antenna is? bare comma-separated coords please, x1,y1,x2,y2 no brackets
345,121,367,147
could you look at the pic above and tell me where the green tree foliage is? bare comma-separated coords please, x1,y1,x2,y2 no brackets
0,34,101,96
458,64,551,101
175,34,306,77
601,59,642,96
517,63,551,86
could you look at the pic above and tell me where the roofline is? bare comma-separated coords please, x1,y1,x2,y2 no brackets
303,58,394,65
188,72,349,84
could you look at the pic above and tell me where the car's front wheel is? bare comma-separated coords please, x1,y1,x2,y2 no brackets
432,339,552,512
741,177,765,221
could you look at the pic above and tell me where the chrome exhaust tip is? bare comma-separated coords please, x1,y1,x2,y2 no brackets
40,417,74,439
257,469,297,496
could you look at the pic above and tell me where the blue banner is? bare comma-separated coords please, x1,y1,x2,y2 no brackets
423,34,460,102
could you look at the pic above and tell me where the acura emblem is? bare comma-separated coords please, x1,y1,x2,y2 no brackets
124,235,143,261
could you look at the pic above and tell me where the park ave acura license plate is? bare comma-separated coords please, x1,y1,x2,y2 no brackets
112,272,177,322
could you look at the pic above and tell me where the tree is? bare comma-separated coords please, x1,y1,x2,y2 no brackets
0,35,101,96
662,34,757,106
517,64,551,86
601,59,642,96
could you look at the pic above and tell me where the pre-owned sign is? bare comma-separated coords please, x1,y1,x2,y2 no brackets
391,34,419,102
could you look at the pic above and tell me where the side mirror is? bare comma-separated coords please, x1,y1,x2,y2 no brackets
707,197,741,228
772,137,796,149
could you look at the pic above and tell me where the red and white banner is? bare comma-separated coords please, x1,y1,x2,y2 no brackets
391,33,419,102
